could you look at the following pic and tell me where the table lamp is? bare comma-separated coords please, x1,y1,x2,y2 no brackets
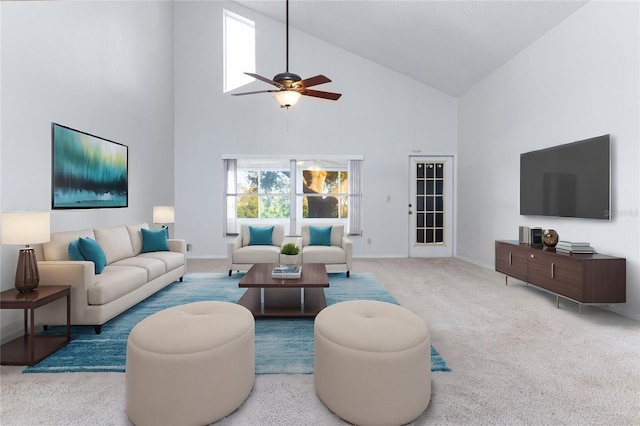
1,211,51,293
153,206,174,238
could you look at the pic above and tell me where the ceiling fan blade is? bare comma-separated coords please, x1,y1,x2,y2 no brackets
302,89,342,101
231,89,278,96
244,72,283,88
297,75,331,88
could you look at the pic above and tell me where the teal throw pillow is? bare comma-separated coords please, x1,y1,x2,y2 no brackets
68,239,86,261
78,237,107,274
141,228,170,253
309,225,332,246
248,226,274,246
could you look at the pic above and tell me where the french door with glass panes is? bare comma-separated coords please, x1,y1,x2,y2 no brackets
408,156,454,257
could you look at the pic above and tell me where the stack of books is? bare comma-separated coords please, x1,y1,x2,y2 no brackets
555,241,595,254
271,265,302,279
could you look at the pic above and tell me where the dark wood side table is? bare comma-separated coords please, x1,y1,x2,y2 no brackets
0,285,71,366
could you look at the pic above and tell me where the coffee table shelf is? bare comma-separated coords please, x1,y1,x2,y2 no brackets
237,263,329,317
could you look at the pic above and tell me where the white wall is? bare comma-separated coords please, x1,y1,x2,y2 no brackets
0,1,174,338
457,1,640,319
173,1,458,259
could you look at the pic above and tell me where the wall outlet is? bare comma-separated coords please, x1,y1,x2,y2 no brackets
186,243,193,251
367,238,372,245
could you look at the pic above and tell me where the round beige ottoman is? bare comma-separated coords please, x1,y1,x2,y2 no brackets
125,301,255,426
314,300,431,426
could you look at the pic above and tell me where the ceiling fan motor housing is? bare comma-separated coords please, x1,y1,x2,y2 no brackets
273,72,302,88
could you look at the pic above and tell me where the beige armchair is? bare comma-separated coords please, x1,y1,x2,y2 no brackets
227,224,288,276
301,225,352,277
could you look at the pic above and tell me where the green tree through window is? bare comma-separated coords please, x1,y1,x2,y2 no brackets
237,170,290,219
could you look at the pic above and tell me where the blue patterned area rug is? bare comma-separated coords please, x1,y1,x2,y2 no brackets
24,272,450,374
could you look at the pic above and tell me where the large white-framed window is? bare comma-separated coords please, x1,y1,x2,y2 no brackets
224,156,364,236
223,10,255,93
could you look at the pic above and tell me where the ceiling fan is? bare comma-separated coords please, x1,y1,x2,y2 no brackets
231,0,342,108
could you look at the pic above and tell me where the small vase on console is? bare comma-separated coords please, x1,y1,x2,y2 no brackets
543,229,559,247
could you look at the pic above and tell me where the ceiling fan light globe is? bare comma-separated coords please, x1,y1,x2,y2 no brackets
274,90,301,108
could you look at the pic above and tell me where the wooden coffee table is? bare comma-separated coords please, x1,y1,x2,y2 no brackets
237,263,329,317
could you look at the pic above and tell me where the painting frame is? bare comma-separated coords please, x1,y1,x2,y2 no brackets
51,123,128,209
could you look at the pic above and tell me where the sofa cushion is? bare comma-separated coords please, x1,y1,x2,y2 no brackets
88,265,148,305
94,226,135,264
78,237,107,274
44,229,95,261
141,228,169,252
68,239,86,261
302,246,346,264
233,245,280,264
309,226,332,246
248,226,274,246
127,223,149,256
111,257,166,281
138,251,185,272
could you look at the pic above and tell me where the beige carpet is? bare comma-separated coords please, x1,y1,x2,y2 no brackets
1,258,639,425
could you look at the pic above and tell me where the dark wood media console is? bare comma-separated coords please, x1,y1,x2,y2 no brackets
495,240,626,312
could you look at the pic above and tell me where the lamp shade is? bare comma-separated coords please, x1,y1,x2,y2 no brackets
273,90,301,108
1,211,50,245
153,206,175,224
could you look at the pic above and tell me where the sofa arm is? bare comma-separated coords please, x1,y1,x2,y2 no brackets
342,236,353,270
37,260,95,325
168,239,187,255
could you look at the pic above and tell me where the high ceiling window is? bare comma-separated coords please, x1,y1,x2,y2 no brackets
223,10,255,93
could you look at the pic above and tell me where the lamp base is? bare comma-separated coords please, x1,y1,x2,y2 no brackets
15,247,39,293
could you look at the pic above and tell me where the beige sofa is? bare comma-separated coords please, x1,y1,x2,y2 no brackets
33,223,186,333
301,225,352,277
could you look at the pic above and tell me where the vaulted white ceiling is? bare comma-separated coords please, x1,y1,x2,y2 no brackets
234,0,588,96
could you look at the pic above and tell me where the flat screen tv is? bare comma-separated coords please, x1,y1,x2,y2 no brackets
520,134,610,220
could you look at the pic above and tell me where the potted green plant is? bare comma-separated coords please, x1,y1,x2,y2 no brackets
280,242,301,265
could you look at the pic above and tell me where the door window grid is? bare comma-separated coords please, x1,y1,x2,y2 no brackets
415,162,445,245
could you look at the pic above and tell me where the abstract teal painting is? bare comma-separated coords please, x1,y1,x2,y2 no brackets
52,123,128,209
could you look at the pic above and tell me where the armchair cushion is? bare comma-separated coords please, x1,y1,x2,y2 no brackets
302,225,344,247
248,225,274,246
303,246,346,264
309,226,332,246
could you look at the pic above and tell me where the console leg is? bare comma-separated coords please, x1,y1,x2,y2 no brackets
556,295,560,309
505,275,508,286
578,303,582,314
